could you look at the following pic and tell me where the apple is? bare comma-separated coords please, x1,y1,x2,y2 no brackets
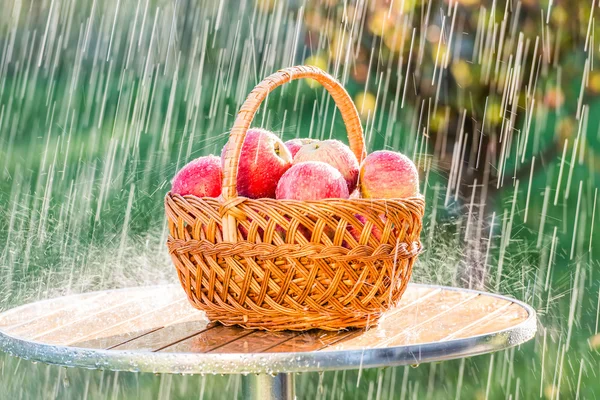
347,214,383,244
293,139,359,192
277,216,312,243
171,155,222,198
284,138,317,157
221,128,292,199
359,150,419,198
276,161,349,201
239,216,313,244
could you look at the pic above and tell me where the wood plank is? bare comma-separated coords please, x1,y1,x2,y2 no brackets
208,288,447,354
69,298,202,348
112,314,214,351
389,286,439,306
441,301,514,341
125,287,437,353
260,288,444,354
31,289,181,345
327,290,476,351
265,330,357,353
6,291,145,337
451,303,529,339
0,292,109,328
209,330,298,353
159,326,253,353
76,327,163,350
381,294,510,347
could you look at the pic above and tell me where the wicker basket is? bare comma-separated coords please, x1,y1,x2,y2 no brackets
165,66,424,331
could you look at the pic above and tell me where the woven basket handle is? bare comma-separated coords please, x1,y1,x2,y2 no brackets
221,65,366,201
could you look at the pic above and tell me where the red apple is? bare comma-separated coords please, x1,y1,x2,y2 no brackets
347,214,383,244
284,138,317,157
276,161,349,201
171,155,222,197
293,139,359,192
221,129,292,199
359,150,419,198
279,216,312,243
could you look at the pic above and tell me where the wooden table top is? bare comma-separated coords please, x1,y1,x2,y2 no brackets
0,284,536,374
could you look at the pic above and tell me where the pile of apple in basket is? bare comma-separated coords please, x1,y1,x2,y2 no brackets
165,66,424,331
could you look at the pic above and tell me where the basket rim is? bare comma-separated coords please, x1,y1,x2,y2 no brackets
165,191,426,205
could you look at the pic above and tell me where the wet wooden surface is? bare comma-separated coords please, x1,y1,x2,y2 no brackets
0,284,532,354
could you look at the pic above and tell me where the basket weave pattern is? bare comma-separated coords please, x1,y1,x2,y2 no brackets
165,66,425,331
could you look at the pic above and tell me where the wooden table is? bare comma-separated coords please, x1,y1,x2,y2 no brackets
0,284,536,400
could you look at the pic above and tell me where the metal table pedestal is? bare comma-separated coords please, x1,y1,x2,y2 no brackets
242,373,295,400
